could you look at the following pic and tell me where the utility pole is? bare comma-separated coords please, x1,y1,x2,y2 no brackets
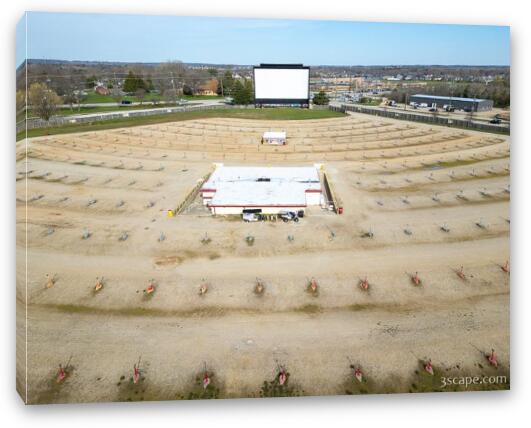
449,81,453,113
170,71,176,91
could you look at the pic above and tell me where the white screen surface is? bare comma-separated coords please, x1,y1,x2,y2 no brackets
254,68,309,100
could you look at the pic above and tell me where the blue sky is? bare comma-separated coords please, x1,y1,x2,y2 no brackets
16,12,510,67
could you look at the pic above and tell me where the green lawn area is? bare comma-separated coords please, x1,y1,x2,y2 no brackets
26,99,225,119
83,91,223,104
17,108,346,141
181,95,224,100
53,104,172,116
83,92,117,103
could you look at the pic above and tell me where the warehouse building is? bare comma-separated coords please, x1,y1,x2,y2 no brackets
200,165,323,215
410,94,494,112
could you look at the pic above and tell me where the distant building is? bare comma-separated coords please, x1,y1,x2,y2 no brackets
94,85,110,96
410,94,493,112
196,79,218,96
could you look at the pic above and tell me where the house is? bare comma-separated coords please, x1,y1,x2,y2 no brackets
196,79,218,96
94,85,110,96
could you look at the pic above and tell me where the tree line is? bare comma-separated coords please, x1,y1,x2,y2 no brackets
16,61,336,121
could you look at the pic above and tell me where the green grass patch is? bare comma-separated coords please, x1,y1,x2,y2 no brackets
17,108,346,141
51,105,173,116
83,91,223,104
84,92,164,103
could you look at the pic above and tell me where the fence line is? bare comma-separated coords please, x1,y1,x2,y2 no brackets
16,104,256,133
17,102,509,136
330,104,510,135
174,168,214,215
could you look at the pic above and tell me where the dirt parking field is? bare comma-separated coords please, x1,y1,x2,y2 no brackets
16,112,510,403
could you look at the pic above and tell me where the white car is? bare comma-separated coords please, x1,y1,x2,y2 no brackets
242,213,259,222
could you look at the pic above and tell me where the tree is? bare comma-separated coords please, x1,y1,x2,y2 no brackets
74,91,87,111
111,87,123,105
16,90,26,113
243,79,254,103
232,79,254,105
135,88,146,105
123,71,137,93
28,83,61,121
63,92,77,111
163,88,178,104
145,78,154,92
85,75,97,89
182,84,193,96
312,91,330,106
218,70,235,96
201,78,218,95
123,71,146,93
155,61,188,97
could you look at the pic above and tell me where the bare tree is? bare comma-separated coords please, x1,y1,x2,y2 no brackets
135,88,146,105
74,91,87,111
16,90,26,114
163,88,178,105
28,83,61,121
63,91,77,112
155,60,188,98
111,87,123,105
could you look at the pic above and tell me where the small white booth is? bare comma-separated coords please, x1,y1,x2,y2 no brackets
261,131,286,146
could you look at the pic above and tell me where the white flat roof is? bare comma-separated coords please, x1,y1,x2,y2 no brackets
203,166,320,188
202,166,321,207
263,131,286,139
210,181,308,207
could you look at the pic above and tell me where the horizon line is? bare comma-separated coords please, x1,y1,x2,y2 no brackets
18,58,511,69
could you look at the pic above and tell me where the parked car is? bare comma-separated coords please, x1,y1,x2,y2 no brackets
490,118,502,124
242,212,259,222
279,211,300,223
121,100,132,105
